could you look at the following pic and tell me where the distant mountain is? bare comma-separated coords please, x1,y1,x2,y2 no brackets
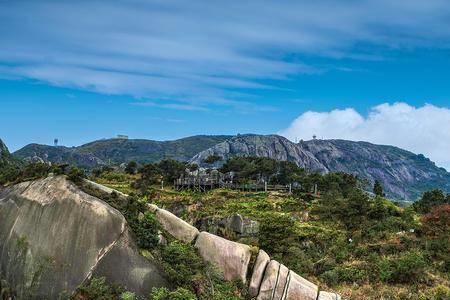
190,134,450,200
13,135,232,168
0,139,17,167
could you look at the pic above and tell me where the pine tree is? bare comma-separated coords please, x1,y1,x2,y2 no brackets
373,180,384,197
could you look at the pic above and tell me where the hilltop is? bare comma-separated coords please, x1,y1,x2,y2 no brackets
13,135,232,168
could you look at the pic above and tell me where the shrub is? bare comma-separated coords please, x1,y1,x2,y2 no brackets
125,161,138,174
76,277,125,300
150,287,197,300
414,190,449,214
67,167,85,184
158,241,204,287
377,251,427,284
134,212,160,250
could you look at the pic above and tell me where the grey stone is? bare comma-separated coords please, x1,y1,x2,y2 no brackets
194,232,251,283
249,250,270,297
257,260,280,300
229,214,244,233
146,203,159,213
284,270,318,300
0,176,168,299
155,208,199,243
273,264,289,300
318,291,341,300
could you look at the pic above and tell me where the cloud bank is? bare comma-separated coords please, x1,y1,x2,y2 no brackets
1,1,450,110
279,103,450,170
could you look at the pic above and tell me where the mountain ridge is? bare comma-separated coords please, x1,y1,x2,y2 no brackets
190,134,450,200
13,135,233,168
10,134,450,200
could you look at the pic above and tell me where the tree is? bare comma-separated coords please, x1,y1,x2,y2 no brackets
414,190,449,214
125,161,138,174
373,180,384,197
67,167,85,184
203,154,222,164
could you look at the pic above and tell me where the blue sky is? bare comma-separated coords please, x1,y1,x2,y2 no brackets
1,1,450,168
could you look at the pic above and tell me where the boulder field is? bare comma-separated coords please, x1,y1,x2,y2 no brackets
0,176,341,299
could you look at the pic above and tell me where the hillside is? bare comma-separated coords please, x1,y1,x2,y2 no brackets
0,139,15,167
190,134,450,200
13,135,232,168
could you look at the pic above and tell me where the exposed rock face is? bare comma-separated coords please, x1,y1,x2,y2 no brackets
197,214,260,238
194,232,251,283
0,176,167,299
284,271,318,300
191,135,327,172
191,134,450,200
155,208,199,243
318,291,341,300
273,264,289,300
249,250,270,297
257,260,280,300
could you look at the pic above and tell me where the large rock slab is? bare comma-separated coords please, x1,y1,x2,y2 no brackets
257,260,280,300
155,208,199,243
284,270,318,300
194,232,251,283
273,264,289,300
0,176,167,299
249,250,270,297
318,291,341,300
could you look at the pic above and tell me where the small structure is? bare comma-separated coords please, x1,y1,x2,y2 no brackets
54,138,59,147
116,135,129,140
174,169,310,194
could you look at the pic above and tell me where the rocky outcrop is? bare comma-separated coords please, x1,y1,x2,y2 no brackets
194,232,252,283
191,134,327,172
197,213,260,238
147,201,340,300
0,176,167,299
318,291,341,300
257,260,280,300
284,270,319,300
249,250,270,297
155,208,199,243
190,134,450,200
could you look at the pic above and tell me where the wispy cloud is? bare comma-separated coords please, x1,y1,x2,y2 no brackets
1,1,450,110
131,101,209,111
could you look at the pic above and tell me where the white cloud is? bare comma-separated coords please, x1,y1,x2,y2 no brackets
1,1,450,109
279,102,450,170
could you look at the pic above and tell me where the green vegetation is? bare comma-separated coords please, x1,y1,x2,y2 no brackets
373,180,385,197
152,241,247,300
84,156,449,300
75,277,127,300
